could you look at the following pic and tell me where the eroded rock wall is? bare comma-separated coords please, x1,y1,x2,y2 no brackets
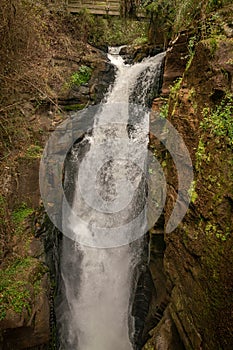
0,47,114,349
145,18,233,350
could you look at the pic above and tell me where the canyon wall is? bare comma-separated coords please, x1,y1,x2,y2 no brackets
145,9,233,350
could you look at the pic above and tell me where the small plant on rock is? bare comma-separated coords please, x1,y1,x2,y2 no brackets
70,65,92,87
200,94,233,147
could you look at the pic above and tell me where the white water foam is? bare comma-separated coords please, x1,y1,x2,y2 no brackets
59,48,165,349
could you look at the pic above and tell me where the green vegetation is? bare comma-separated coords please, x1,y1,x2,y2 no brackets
63,103,86,111
12,203,33,225
88,17,147,47
63,65,92,92
185,54,194,72
209,37,218,56
226,58,233,65
148,168,153,175
200,94,233,147
170,77,182,98
188,36,197,57
25,144,43,159
185,36,197,70
143,345,154,350
167,77,183,116
12,203,33,235
0,257,46,320
0,201,46,321
205,222,230,241
159,99,169,119
145,0,232,45
103,19,147,46
195,139,211,171
77,10,147,46
70,66,92,87
188,180,198,203
132,36,148,46
0,259,31,320
187,87,196,101
202,35,227,57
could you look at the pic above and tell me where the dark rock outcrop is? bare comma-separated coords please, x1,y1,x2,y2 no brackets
58,47,115,109
120,44,162,65
161,31,190,96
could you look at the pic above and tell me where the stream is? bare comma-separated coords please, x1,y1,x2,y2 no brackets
57,47,165,350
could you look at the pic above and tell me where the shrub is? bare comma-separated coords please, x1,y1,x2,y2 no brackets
200,94,233,147
70,66,92,87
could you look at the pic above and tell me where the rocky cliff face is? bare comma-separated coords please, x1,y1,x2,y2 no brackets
145,11,233,350
0,45,114,349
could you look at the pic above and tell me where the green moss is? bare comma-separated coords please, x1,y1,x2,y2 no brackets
205,222,230,241
25,144,43,159
188,180,198,203
63,103,86,111
0,257,47,320
132,36,148,45
200,94,233,147
12,203,33,225
12,203,33,235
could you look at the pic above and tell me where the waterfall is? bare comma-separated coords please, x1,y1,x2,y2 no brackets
57,48,165,350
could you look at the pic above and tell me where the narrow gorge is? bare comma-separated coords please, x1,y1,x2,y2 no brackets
0,1,232,350
54,48,165,349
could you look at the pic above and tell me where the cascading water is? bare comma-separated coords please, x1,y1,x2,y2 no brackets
57,48,165,350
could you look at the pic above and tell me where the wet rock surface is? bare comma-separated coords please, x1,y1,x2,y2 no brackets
120,45,162,65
